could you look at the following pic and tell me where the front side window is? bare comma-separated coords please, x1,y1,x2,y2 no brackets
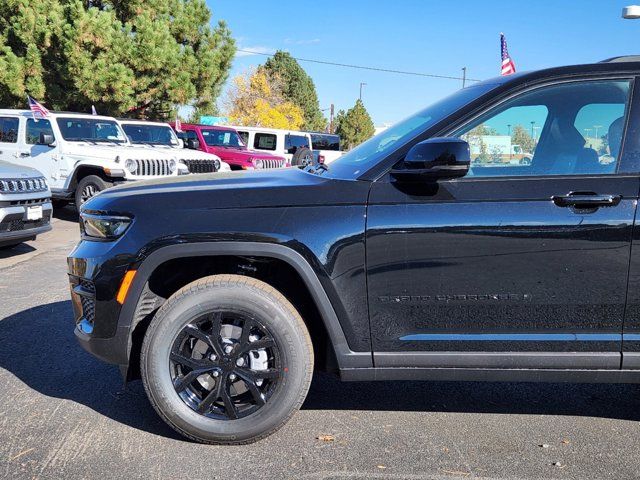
237,131,249,145
254,133,277,150
201,129,244,147
454,80,631,177
26,118,54,145
56,118,127,143
0,117,19,143
123,124,178,146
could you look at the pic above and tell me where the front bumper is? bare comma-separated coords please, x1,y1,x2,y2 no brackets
0,200,53,246
68,239,134,368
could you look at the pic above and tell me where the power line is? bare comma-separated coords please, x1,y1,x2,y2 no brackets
236,49,482,83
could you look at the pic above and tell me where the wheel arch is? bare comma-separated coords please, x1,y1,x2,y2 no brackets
120,242,372,377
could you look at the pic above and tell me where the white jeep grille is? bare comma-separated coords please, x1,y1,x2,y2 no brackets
133,159,173,176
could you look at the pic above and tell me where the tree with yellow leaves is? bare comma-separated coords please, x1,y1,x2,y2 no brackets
225,68,304,130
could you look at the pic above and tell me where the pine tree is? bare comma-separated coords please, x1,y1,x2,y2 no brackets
0,0,235,118
335,99,375,150
263,51,326,131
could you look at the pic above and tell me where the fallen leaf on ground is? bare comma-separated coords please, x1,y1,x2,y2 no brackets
561,439,571,444
9,448,34,461
377,465,387,469
316,434,335,442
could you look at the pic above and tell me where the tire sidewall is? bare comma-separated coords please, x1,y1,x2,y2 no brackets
142,280,312,443
75,175,110,210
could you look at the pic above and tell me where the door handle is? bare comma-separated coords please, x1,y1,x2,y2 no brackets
551,193,622,208
19,152,30,158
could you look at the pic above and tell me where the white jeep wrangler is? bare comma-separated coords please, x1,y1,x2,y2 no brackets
0,110,187,210
119,119,230,173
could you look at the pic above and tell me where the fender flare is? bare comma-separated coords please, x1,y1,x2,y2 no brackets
119,241,373,369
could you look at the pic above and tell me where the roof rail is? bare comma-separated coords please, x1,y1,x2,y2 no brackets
600,55,640,63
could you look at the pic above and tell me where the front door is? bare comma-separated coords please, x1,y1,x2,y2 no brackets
366,78,639,369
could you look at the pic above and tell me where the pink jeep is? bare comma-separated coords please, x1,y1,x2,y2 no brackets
172,124,288,170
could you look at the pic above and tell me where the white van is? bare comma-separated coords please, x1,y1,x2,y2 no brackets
228,126,314,166
308,132,342,164
0,110,186,209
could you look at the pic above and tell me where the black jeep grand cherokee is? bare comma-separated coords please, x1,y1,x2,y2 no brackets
69,57,640,444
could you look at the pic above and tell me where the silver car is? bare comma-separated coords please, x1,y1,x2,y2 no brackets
0,160,52,248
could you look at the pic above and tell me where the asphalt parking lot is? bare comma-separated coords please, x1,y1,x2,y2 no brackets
2,209,640,480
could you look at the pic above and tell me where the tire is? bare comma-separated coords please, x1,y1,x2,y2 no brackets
75,175,112,210
141,274,314,444
291,147,314,167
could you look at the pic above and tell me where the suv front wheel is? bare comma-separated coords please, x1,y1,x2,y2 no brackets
75,175,113,210
141,274,314,444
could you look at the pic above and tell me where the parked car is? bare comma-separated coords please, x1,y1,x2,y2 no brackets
171,123,288,170
229,126,314,166
0,110,187,210
68,56,640,445
308,132,342,164
0,160,52,248
119,119,230,174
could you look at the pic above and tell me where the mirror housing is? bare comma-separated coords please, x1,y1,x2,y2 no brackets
391,137,470,181
186,138,200,150
177,139,184,149
38,132,55,146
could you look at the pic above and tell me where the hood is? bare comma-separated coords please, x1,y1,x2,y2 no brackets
84,167,368,213
0,160,44,179
135,144,221,161
204,145,284,160
62,142,175,161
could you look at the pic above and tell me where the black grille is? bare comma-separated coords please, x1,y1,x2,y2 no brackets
10,198,50,206
181,159,216,173
79,279,96,325
1,211,51,232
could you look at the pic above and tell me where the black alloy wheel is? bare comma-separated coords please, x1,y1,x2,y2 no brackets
169,311,282,420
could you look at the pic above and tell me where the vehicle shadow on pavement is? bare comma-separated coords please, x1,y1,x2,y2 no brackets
2,300,640,443
0,243,36,259
52,205,79,222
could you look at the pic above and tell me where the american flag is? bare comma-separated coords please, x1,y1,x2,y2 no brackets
175,115,182,133
500,33,516,76
27,95,50,119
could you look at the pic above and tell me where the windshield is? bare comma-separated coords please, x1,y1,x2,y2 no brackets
201,129,245,148
56,117,127,143
326,82,500,178
122,123,178,146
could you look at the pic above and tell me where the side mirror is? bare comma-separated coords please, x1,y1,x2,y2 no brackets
390,137,470,181
38,132,55,146
177,139,184,149
186,138,200,150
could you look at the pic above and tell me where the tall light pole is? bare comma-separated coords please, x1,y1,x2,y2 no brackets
359,82,367,101
593,125,602,139
530,121,535,138
462,67,467,88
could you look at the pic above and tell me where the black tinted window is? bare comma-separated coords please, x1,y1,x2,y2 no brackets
285,134,309,150
26,118,54,145
455,80,631,177
237,131,249,145
0,117,19,143
254,133,277,150
310,133,340,151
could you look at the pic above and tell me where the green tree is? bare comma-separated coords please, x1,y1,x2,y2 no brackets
0,0,235,118
263,50,326,131
511,124,535,154
335,99,375,150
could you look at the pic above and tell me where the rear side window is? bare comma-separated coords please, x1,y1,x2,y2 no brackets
0,117,19,143
26,118,54,145
285,134,309,151
310,133,340,151
254,133,277,150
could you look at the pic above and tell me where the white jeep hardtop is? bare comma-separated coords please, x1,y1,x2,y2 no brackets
0,109,187,209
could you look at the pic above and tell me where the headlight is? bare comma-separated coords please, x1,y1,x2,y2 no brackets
125,159,137,173
251,158,264,169
169,159,177,173
80,213,132,240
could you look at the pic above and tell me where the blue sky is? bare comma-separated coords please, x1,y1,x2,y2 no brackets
207,0,640,126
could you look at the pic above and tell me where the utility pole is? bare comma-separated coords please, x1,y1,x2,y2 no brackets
359,82,367,101
530,121,535,138
462,67,467,88
329,103,335,134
